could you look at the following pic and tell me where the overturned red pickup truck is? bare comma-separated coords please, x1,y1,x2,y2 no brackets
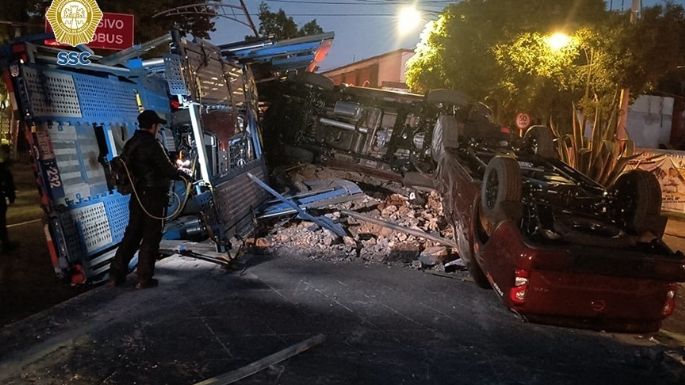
263,77,685,332
432,96,685,333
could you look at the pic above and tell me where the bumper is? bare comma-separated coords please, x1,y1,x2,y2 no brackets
514,270,672,332
480,221,684,332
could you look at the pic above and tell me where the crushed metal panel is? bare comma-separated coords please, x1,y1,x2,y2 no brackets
223,32,334,72
164,54,189,96
213,159,268,238
72,72,139,122
259,179,364,219
70,202,113,254
248,172,347,238
49,123,90,203
181,39,232,105
23,67,82,118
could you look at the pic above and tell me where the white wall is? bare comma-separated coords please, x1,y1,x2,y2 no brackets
399,51,414,83
627,95,674,149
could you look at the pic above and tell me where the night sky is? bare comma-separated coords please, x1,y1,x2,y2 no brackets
210,0,684,72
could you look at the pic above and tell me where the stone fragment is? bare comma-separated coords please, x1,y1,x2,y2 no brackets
418,246,449,266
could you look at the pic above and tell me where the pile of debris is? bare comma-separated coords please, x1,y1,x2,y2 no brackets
255,165,462,270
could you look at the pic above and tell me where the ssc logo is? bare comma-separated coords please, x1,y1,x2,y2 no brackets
56,51,92,66
45,0,103,47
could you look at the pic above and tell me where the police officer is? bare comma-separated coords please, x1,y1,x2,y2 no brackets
109,110,187,289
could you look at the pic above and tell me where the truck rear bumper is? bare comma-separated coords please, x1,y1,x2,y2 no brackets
513,270,673,333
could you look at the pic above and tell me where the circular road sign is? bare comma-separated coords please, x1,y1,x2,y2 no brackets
515,112,531,130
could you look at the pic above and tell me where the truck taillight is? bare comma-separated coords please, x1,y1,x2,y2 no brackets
662,283,678,317
509,269,529,305
11,44,28,64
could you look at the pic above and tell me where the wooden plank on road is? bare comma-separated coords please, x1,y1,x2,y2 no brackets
193,333,326,385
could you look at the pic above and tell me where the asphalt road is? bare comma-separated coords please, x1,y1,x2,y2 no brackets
1,251,683,385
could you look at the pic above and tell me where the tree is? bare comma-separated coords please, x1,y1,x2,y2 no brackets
299,19,324,37
0,0,43,42
249,1,323,41
405,0,685,126
494,4,685,124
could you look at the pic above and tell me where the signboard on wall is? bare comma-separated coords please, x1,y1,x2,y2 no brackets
626,149,685,213
46,12,134,51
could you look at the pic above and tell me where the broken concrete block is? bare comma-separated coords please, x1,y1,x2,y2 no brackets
255,238,270,248
322,231,335,246
387,193,408,207
379,226,394,238
381,205,398,217
326,211,341,220
397,205,413,218
361,238,376,248
387,242,421,263
343,236,357,248
358,222,379,234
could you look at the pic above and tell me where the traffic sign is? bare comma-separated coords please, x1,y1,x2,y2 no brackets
515,112,531,130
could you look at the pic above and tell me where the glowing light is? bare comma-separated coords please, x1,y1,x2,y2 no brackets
547,32,571,51
397,6,422,35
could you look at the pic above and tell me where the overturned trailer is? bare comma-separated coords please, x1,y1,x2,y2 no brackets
0,31,333,284
261,76,469,187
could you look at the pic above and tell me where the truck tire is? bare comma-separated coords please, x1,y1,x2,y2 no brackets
468,259,491,289
297,72,334,91
480,156,522,225
284,145,315,163
425,89,470,107
523,125,557,159
452,223,491,289
612,169,664,235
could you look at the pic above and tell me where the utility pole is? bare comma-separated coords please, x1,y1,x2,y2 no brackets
616,0,640,140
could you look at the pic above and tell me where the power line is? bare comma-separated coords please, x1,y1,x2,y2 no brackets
249,12,438,16
265,0,451,4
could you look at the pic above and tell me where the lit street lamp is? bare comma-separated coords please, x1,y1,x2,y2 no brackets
397,6,422,36
546,32,571,51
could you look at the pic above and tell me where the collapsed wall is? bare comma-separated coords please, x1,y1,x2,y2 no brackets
253,164,460,270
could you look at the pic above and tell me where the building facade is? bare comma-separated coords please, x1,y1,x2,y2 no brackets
322,49,415,91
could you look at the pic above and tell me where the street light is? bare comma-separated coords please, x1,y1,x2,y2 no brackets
397,5,422,36
546,32,571,51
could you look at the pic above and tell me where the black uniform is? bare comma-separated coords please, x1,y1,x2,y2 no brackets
0,161,15,251
109,130,180,285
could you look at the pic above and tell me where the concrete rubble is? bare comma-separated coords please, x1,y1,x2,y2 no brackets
256,164,461,271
